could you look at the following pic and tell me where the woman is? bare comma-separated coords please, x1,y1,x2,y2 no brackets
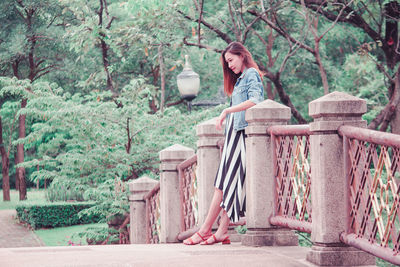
183,42,264,245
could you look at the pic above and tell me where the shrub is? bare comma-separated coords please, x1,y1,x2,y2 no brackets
74,224,120,245
16,202,102,229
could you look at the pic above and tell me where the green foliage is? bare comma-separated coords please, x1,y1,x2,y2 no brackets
235,225,247,234
16,202,101,229
46,183,86,202
334,54,388,124
376,258,398,267
297,232,312,247
3,75,224,222
74,224,119,245
0,0,68,81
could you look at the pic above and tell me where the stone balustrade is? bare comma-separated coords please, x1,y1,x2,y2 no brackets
196,117,225,227
241,99,298,246
128,176,159,244
306,92,374,266
129,91,380,266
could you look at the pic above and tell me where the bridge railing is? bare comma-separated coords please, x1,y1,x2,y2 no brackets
144,182,161,244
129,145,195,244
130,92,400,266
268,125,312,233
128,176,159,244
339,125,400,266
177,154,198,233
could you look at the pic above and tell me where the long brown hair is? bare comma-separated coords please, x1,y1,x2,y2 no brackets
221,42,263,96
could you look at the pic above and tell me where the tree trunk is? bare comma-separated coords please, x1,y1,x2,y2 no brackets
266,81,274,100
390,67,400,133
101,38,116,95
98,0,116,95
314,40,329,95
266,17,276,100
16,99,27,200
270,73,307,124
158,45,166,113
14,151,19,190
0,117,10,201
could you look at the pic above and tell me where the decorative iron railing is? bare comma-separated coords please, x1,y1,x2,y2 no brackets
144,182,161,244
268,125,312,233
339,125,400,265
178,154,198,233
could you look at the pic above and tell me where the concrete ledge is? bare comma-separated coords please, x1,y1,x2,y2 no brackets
306,245,376,266
242,229,298,247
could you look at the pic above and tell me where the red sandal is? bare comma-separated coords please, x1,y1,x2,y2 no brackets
200,234,231,245
183,232,212,245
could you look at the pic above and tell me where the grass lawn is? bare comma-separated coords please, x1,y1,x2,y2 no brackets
34,223,108,246
0,189,46,210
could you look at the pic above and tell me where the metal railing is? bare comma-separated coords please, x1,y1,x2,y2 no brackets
339,125,400,265
144,182,161,244
268,125,312,233
177,154,198,233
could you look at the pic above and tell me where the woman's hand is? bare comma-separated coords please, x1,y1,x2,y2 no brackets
215,101,256,131
215,109,227,131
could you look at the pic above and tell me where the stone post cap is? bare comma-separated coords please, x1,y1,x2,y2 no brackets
309,91,367,119
245,99,291,123
129,176,159,193
309,91,367,131
196,117,225,137
128,176,159,201
159,144,195,162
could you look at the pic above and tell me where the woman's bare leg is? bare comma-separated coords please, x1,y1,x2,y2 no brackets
201,210,230,244
199,188,223,233
213,210,230,239
183,188,223,244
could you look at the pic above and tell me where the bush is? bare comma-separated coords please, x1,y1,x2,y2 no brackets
16,202,102,229
46,182,86,202
74,224,120,245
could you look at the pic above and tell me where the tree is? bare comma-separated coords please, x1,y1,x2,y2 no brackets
177,0,400,131
0,0,68,199
178,0,321,123
0,115,12,201
292,0,400,132
0,78,31,200
9,76,223,238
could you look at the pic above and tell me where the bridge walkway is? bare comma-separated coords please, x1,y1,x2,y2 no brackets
0,243,319,267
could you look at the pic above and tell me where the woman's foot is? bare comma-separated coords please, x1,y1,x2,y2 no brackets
183,231,212,245
200,234,231,245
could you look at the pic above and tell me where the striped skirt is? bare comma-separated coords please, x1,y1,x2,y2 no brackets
214,113,246,223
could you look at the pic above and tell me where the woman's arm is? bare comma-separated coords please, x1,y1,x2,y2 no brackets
215,100,256,131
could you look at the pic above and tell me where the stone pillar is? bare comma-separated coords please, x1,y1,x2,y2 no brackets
159,144,195,243
128,176,159,244
306,91,375,266
242,100,298,246
196,117,224,225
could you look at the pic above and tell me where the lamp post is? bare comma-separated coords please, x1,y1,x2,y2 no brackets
177,55,200,112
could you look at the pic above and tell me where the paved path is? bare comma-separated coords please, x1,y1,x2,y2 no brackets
0,243,317,267
0,210,44,248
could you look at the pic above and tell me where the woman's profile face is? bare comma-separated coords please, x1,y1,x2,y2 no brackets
224,52,244,74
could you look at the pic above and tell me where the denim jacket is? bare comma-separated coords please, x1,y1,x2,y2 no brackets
229,67,264,131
